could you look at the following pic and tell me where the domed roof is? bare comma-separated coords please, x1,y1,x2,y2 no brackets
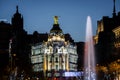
50,24,62,32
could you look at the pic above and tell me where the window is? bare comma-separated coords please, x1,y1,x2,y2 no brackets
35,49,40,54
56,65,58,70
55,57,58,62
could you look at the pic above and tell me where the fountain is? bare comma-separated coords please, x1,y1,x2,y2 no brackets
84,16,96,80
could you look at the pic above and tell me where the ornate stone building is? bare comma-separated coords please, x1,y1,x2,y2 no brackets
30,16,78,77
113,26,120,48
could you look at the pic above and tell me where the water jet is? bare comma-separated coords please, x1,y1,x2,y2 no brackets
84,16,96,80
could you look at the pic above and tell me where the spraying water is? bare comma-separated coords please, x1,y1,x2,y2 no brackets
84,16,96,80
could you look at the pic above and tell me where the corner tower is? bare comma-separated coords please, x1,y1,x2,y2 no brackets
12,5,23,31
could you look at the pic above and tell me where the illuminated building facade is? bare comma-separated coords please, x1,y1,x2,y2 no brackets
113,26,120,48
94,20,104,44
30,16,78,77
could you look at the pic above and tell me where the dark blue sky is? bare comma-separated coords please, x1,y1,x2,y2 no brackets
0,0,120,41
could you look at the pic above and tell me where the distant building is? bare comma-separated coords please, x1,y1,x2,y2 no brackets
94,0,120,64
75,42,84,71
30,16,78,77
10,6,31,72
